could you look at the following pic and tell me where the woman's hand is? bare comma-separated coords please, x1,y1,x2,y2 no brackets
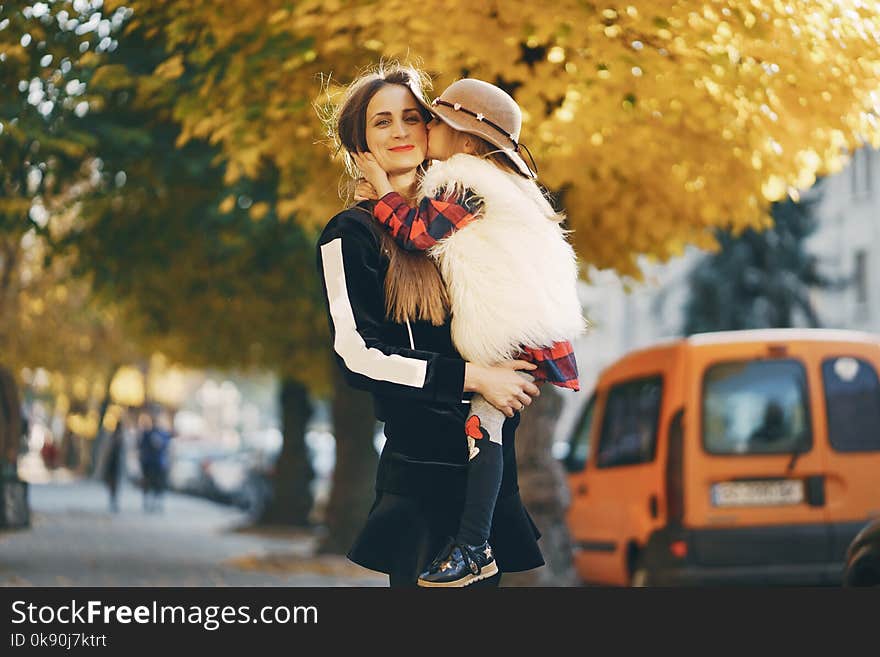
464,360,541,418
351,151,394,198
353,178,379,202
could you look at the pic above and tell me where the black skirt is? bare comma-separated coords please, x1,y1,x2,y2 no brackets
348,487,544,580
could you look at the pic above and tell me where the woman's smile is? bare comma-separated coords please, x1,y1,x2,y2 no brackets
389,144,415,152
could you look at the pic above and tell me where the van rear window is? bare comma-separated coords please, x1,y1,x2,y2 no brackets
822,357,880,452
702,359,811,455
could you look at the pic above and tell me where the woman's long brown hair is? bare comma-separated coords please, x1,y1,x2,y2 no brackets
376,229,450,326
332,64,450,327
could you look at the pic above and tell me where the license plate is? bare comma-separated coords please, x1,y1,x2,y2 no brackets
711,480,804,507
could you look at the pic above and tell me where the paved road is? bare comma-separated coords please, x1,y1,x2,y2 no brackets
0,476,385,587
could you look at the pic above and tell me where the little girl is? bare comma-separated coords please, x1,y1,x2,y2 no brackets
353,78,586,587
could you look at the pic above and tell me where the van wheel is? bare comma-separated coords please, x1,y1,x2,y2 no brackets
630,559,650,587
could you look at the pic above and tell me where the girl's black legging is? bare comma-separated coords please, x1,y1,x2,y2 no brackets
456,437,503,545
456,373,533,547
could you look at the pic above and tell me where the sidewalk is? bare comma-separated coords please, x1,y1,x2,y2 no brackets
0,474,386,587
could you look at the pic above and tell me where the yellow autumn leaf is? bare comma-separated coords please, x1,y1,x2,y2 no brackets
219,195,236,213
154,54,185,80
249,202,270,221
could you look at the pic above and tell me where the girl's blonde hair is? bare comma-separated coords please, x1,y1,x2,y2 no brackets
462,134,523,178
322,62,450,326
461,132,566,225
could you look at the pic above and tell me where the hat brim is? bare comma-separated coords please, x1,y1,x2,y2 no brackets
430,104,537,179
405,81,436,119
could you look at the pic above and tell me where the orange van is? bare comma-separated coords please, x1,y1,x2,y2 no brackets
563,328,880,585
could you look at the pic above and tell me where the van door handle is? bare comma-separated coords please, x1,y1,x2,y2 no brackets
576,483,588,496
805,476,825,506
649,495,659,518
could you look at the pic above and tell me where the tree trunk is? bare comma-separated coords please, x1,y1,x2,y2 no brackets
0,365,22,466
0,239,20,330
318,366,378,554
502,387,579,587
256,377,313,526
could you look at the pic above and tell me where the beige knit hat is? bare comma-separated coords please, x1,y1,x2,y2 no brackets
429,78,537,179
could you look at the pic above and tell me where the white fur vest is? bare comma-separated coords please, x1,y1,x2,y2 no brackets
421,154,587,365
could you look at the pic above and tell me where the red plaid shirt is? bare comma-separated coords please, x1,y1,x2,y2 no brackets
374,191,579,391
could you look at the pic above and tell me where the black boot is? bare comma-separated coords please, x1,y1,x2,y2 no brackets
417,537,498,587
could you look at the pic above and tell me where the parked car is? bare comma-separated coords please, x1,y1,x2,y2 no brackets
843,518,880,586
167,441,232,497
562,328,880,586
204,448,271,513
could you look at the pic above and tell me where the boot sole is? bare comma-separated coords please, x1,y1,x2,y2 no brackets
417,561,499,588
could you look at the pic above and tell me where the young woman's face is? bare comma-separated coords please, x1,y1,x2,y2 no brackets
364,84,428,176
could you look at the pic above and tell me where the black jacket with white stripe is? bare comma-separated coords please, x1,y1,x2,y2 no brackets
317,205,522,498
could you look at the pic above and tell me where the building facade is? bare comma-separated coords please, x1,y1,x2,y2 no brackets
806,146,879,333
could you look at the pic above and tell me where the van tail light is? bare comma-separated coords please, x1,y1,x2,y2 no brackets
670,540,688,559
665,409,685,526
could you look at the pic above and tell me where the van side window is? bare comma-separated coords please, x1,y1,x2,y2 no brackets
596,377,662,468
564,393,596,473
822,357,880,452
702,359,811,455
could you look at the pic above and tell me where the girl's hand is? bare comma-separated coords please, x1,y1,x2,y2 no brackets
354,178,379,201
464,360,540,418
351,151,393,198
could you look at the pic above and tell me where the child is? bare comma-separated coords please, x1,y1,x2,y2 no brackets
353,78,586,586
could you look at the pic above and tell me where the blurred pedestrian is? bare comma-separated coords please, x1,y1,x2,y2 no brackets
40,438,58,470
103,421,125,513
138,413,171,513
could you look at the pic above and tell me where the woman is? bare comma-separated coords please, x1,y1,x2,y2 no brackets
316,64,544,587
103,420,125,513
352,78,585,586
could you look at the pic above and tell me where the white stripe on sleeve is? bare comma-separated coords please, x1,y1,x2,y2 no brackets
321,238,428,388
